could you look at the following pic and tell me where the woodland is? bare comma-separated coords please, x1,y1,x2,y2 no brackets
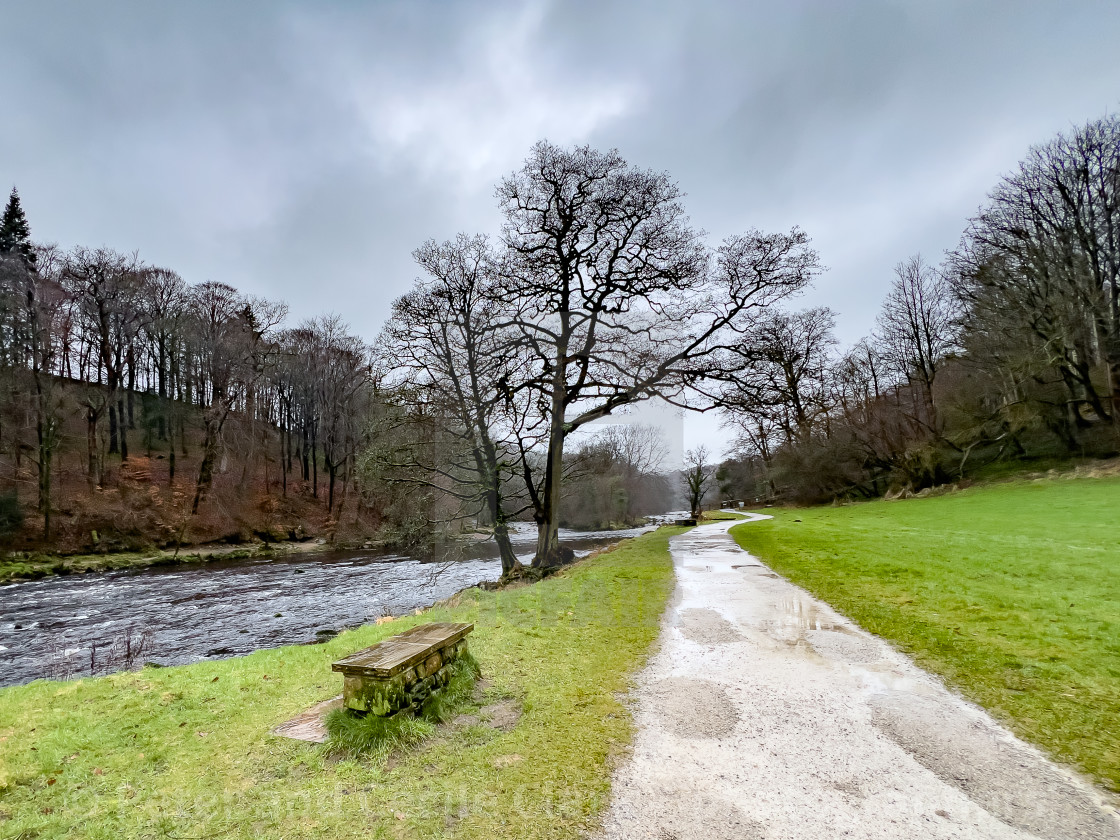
717,114,1120,503
2,114,1118,563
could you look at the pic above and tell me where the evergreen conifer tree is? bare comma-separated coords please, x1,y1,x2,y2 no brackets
0,187,36,268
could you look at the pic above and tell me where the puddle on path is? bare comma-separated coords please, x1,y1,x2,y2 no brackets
760,597,863,657
776,597,851,632
735,565,779,578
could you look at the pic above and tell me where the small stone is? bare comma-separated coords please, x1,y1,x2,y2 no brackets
417,652,442,679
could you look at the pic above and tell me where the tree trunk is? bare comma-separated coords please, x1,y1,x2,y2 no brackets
108,402,119,455
281,408,288,497
285,406,293,475
192,414,221,515
1110,358,1120,440
36,404,50,539
86,407,98,489
468,429,523,578
118,395,128,460
494,518,522,579
489,489,521,578
311,421,318,498
157,339,167,440
533,368,572,570
127,349,136,428
301,424,310,482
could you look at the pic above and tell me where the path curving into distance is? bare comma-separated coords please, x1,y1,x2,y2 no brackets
596,515,1120,840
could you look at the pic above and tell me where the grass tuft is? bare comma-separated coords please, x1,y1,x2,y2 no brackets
325,708,435,760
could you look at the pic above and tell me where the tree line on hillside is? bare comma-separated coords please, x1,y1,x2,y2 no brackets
8,115,1110,562
0,156,720,558
717,114,1120,504
0,193,374,543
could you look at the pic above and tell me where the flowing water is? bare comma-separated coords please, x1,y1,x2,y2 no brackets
0,522,662,687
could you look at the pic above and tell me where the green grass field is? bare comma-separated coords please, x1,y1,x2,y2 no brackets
730,477,1120,790
0,527,682,839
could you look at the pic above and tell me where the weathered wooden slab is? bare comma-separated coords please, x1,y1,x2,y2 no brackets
331,622,473,678
271,695,343,743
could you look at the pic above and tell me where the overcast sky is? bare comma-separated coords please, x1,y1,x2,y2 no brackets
4,1,1120,455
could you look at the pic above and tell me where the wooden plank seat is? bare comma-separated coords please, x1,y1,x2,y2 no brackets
332,622,473,716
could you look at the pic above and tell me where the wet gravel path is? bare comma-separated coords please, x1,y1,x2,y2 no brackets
597,516,1120,840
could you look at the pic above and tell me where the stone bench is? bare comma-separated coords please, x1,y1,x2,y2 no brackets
331,622,474,716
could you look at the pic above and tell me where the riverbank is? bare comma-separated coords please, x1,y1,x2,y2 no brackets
0,539,327,584
0,519,671,585
0,524,684,839
730,475,1120,792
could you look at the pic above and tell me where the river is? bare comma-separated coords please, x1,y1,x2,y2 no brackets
0,522,663,688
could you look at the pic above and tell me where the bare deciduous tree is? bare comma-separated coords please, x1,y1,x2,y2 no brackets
563,423,672,527
720,306,838,446
683,446,713,518
375,235,531,577
875,255,957,433
954,115,1120,437
187,282,286,514
61,247,145,484
495,141,819,568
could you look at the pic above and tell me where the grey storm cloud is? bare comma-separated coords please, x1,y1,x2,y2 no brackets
4,0,1120,354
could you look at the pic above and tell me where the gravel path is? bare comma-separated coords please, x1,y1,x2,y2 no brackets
596,515,1120,840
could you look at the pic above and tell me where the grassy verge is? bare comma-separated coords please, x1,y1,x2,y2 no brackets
700,510,748,521
730,477,1120,790
0,525,683,839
